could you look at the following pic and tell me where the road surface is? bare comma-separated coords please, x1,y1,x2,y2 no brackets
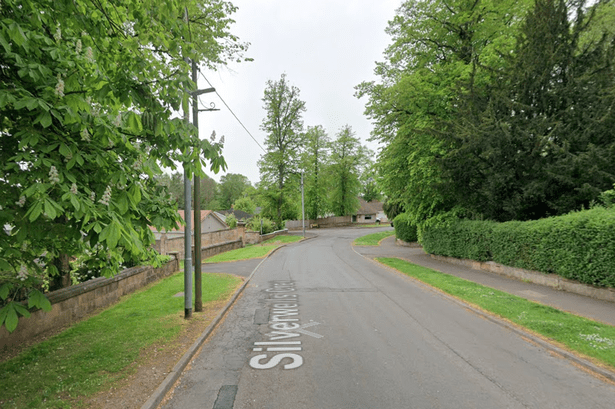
161,227,615,409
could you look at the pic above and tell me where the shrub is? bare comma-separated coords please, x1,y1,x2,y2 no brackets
421,207,615,288
225,214,238,229
393,213,418,243
247,216,276,235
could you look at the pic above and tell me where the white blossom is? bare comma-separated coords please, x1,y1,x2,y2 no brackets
49,166,60,184
54,26,61,42
81,128,90,142
99,185,112,206
90,191,96,202
17,265,28,281
85,46,94,62
16,196,26,207
76,39,82,54
70,183,78,195
55,74,65,98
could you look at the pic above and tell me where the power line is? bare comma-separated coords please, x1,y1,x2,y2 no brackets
198,70,266,153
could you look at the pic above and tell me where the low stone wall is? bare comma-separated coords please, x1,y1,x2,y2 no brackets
155,228,242,258
200,239,243,260
0,258,179,351
260,229,289,241
431,254,615,303
286,216,352,230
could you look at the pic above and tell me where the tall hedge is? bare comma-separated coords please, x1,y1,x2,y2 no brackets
422,207,615,288
393,213,418,243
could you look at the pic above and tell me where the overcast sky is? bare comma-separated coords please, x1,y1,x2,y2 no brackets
194,0,402,185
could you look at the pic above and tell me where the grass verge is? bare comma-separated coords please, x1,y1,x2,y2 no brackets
0,272,241,409
261,235,303,245
204,245,278,263
377,257,615,370
354,230,395,246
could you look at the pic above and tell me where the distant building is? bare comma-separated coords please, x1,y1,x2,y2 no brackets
353,198,387,224
149,210,228,239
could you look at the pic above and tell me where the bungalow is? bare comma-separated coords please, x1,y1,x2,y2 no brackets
149,210,228,239
353,198,388,224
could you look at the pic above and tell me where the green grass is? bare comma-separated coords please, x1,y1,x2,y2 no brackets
0,272,241,409
204,244,278,263
377,257,615,370
261,235,303,245
354,230,395,246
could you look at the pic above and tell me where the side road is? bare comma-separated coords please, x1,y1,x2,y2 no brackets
354,234,615,327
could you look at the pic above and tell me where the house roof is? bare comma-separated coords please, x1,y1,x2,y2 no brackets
149,210,227,233
356,198,384,215
221,209,253,221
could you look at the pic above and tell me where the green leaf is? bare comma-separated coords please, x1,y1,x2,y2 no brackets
26,201,43,222
0,283,11,300
44,199,57,219
128,112,143,133
14,303,31,318
39,111,52,128
107,221,121,248
28,290,52,312
116,193,129,215
4,304,19,333
59,143,71,158
70,194,80,211
0,258,12,272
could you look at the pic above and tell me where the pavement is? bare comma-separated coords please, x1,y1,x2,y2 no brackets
354,233,615,327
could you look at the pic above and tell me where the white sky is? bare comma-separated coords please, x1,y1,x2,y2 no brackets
194,0,402,185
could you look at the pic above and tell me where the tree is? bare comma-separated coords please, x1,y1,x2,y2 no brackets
356,0,532,225
156,171,219,210
0,0,247,332
301,125,330,219
328,125,369,216
439,0,615,221
360,160,381,203
217,173,251,210
233,197,256,215
258,74,306,227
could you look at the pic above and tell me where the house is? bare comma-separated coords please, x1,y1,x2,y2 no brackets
149,210,228,239
353,198,388,224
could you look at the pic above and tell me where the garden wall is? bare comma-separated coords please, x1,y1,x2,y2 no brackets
0,258,179,351
286,215,352,230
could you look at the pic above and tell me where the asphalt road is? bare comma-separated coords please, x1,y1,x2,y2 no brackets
160,227,615,409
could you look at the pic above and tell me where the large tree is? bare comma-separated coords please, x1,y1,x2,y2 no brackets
0,0,247,332
328,125,370,216
301,125,330,219
217,173,252,210
357,0,533,225
258,74,306,227
439,0,615,221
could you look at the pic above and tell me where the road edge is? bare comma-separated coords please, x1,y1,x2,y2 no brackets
140,245,287,409
352,247,615,384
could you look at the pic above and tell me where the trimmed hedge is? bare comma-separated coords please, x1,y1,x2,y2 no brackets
422,207,615,288
394,213,418,243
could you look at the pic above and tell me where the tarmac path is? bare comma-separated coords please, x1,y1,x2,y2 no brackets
160,227,615,409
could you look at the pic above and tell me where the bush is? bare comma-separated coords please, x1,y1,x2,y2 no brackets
393,213,418,243
247,216,276,235
225,214,238,229
421,207,615,288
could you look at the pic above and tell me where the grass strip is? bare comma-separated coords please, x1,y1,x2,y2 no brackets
354,230,395,246
377,257,615,370
204,244,278,263
0,271,241,409
261,235,303,245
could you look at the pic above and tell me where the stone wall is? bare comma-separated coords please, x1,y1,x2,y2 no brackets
0,258,179,351
286,216,352,230
155,228,242,258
